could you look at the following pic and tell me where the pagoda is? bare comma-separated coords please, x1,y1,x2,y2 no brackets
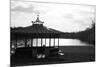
11,14,63,57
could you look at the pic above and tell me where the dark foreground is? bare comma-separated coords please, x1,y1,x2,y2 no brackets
11,46,95,67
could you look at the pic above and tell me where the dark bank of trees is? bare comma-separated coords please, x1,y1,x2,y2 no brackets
10,27,23,31
60,23,95,45
76,23,95,45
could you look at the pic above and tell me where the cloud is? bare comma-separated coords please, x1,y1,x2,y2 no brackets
11,1,48,15
64,13,74,19
11,4,34,13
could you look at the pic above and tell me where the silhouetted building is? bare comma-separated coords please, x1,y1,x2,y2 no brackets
11,14,63,58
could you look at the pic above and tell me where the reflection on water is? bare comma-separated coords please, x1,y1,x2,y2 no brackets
59,39,91,46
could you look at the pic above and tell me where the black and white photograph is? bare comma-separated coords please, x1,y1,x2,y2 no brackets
10,0,95,67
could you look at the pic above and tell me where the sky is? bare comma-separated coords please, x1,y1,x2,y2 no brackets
11,0,95,32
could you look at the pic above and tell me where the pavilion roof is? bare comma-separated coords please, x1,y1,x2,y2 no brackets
11,25,63,34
